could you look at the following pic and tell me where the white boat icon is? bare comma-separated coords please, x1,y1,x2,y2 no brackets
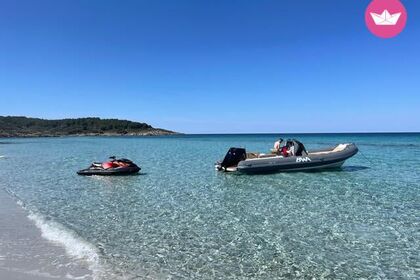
370,10,401,25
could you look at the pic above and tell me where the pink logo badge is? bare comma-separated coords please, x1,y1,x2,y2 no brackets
365,0,408,38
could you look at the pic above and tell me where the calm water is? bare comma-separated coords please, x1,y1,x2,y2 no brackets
0,134,419,279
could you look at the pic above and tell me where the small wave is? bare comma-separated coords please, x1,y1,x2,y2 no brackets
27,212,99,265
15,202,107,280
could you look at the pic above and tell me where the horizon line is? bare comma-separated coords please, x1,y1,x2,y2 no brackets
182,131,420,135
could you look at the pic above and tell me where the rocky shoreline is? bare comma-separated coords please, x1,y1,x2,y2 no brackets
0,130,179,138
0,116,180,138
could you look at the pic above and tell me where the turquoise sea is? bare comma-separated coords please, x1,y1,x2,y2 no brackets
0,134,419,279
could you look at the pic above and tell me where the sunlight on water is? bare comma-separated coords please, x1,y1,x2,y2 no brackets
1,134,419,279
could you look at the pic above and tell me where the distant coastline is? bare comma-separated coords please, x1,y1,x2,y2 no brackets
0,116,179,137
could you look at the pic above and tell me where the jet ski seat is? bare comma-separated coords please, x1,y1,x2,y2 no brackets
102,162,115,169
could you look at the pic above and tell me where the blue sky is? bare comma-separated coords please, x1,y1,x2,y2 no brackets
0,0,419,133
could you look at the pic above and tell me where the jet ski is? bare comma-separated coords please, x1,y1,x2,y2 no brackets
77,157,141,176
215,139,358,174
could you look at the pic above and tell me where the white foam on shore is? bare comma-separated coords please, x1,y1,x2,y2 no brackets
21,205,106,279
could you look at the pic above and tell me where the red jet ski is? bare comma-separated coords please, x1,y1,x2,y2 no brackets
77,157,141,176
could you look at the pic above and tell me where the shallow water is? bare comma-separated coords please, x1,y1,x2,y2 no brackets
0,134,419,279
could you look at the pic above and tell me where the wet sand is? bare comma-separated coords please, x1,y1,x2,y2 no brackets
0,189,93,280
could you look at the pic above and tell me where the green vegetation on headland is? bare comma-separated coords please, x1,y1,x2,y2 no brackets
0,116,178,137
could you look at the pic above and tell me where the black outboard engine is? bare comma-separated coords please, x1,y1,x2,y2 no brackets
220,148,246,169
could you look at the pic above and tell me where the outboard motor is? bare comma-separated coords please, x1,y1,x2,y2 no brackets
220,148,246,169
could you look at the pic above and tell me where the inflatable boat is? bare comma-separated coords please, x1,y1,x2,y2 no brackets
215,140,358,174
77,157,141,176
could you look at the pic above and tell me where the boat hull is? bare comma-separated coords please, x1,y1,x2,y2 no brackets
237,158,347,174
217,143,358,174
77,165,140,176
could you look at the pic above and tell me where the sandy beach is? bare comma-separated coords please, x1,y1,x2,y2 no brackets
0,189,93,280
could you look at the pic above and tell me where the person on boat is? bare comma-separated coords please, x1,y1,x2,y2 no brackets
286,140,295,157
281,145,289,157
274,138,284,154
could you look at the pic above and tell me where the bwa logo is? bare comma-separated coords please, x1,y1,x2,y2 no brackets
365,0,407,38
296,157,311,163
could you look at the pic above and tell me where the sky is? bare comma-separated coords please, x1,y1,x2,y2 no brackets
0,0,419,133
